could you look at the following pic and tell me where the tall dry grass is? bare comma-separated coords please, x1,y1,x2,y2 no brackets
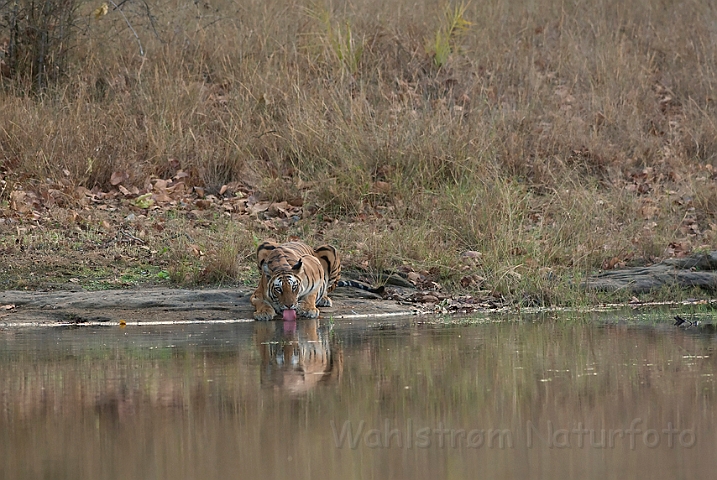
1,0,716,302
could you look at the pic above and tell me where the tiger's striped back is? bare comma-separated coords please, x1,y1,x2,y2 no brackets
313,244,341,292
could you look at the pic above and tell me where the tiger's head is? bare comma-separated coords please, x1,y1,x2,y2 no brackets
263,258,304,313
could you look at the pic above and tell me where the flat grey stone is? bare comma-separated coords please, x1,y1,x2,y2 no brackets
584,251,717,293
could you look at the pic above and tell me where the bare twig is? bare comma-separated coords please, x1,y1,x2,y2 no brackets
141,0,163,42
118,229,146,245
108,0,144,56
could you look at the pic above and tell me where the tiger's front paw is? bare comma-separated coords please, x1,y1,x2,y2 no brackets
315,295,333,307
253,305,277,321
298,298,320,318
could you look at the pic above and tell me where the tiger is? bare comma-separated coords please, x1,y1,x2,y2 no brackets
251,240,340,321
250,239,386,321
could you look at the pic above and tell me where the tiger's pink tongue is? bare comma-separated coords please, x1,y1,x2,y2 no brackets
282,309,297,321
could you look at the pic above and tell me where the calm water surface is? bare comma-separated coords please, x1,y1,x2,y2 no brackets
1,311,716,479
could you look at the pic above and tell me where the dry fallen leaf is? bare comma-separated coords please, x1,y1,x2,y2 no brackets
9,191,30,213
460,274,485,288
267,201,291,218
194,199,211,209
152,192,173,204
665,242,691,258
601,257,625,270
110,171,129,186
76,186,92,197
248,201,271,215
373,181,391,194
93,2,109,19
639,202,658,219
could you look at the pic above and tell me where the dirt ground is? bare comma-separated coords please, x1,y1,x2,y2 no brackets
0,287,428,326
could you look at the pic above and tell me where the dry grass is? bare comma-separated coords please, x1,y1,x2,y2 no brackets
1,0,716,304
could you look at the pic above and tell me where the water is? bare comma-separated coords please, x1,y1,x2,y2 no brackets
1,312,716,479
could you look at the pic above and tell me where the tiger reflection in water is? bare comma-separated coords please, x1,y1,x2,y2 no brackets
253,319,342,394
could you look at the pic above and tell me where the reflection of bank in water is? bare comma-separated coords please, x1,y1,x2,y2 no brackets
254,319,343,394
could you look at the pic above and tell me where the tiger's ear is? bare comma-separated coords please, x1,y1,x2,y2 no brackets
262,262,271,277
257,241,277,268
292,258,303,272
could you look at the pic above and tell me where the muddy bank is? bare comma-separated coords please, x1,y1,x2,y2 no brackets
0,287,422,326
5,250,717,327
